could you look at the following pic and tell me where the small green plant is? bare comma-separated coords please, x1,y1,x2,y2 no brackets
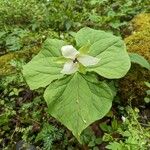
23,27,131,141
0,73,45,149
88,0,150,34
0,0,46,28
0,28,29,53
80,127,102,149
35,123,63,150
104,107,150,150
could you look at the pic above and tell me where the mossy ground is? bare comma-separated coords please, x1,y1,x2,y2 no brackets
0,46,40,76
125,30,150,61
131,13,150,32
125,13,150,61
118,65,150,106
119,13,150,106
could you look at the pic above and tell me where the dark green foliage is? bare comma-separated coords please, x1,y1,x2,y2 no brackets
0,27,59,55
104,107,150,150
0,0,149,33
35,123,63,150
0,28,28,54
0,0,149,55
0,0,46,28
0,72,79,149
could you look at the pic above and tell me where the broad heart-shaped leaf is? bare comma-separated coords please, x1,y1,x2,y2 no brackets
44,73,113,142
75,27,131,79
75,27,111,47
129,53,150,70
22,39,66,90
22,57,64,90
33,38,66,60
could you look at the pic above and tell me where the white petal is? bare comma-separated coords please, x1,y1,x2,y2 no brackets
78,55,100,67
61,45,79,59
121,116,126,122
61,61,79,74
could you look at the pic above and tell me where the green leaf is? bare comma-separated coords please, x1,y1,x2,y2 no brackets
22,39,66,89
6,36,22,51
76,27,131,79
22,57,64,90
144,97,150,103
44,73,113,141
0,31,6,38
33,38,66,60
106,142,124,150
79,42,91,54
129,53,150,70
75,27,111,47
99,123,112,132
146,90,150,95
145,82,150,88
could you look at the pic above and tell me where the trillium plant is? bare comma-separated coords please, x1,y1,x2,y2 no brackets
60,45,100,74
22,27,131,142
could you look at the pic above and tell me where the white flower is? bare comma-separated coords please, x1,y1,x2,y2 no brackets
121,116,126,122
60,45,100,74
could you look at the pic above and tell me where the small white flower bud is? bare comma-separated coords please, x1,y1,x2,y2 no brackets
121,116,126,122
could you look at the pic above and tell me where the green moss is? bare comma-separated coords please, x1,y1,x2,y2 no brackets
0,46,40,76
131,13,150,32
118,65,150,106
125,30,150,61
119,13,150,106
125,13,150,61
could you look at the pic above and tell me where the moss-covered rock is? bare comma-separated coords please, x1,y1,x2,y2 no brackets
125,30,150,61
119,13,150,106
125,14,150,61
131,13,150,32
